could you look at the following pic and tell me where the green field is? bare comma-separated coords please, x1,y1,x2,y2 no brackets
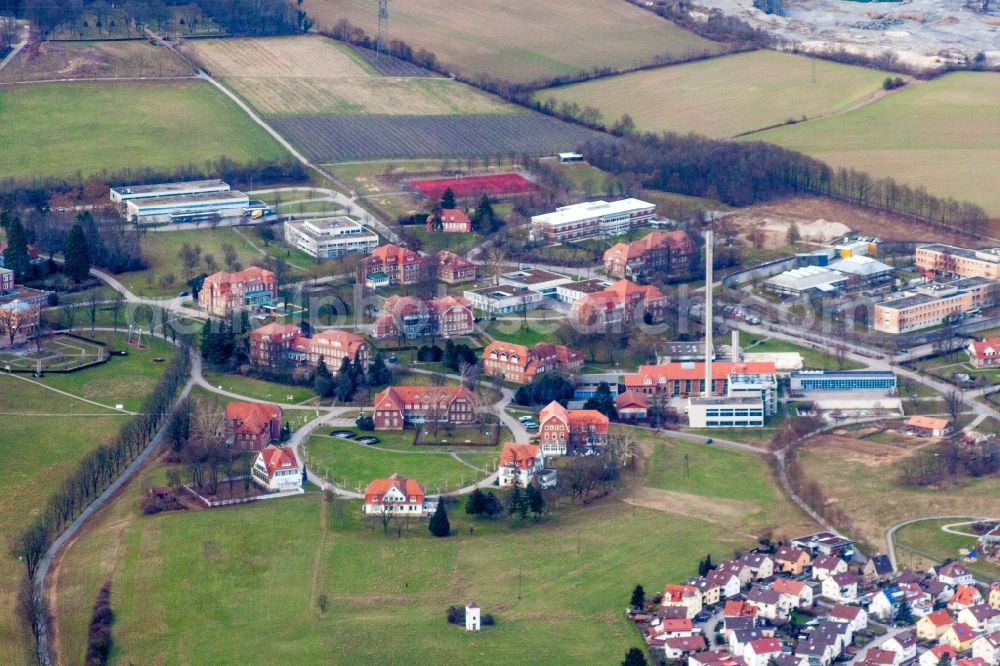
303,434,496,494
202,371,316,405
748,72,1000,215
482,321,563,347
894,519,1000,580
303,0,725,84
52,418,809,664
0,334,175,664
0,80,288,180
748,338,867,371
536,50,897,139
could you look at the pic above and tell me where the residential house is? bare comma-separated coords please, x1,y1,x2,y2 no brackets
433,251,476,284
741,553,775,581
692,577,722,607
927,578,957,604
870,585,905,621
482,341,583,384
649,617,695,638
990,584,1000,611
248,323,367,373
795,637,838,666
908,416,956,438
374,294,474,340
822,571,859,603
571,279,666,328
731,629,772,656
792,531,856,559
363,473,428,517
959,606,1000,633
864,554,896,583
973,632,1000,665
603,229,695,280
724,601,759,620
498,443,544,488
373,385,478,430
689,649,746,666
813,554,849,581
921,645,958,666
426,208,472,233
813,618,854,654
941,623,979,652
917,610,955,641
952,586,986,611
882,632,918,664
967,337,1000,368
709,569,743,600
936,563,976,588
663,584,703,619
774,546,812,575
746,587,784,620
859,648,900,666
958,658,993,666
224,401,282,450
615,389,649,421
198,266,277,318
744,638,783,666
829,603,868,633
538,400,609,455
773,577,813,608
662,636,708,660
251,445,302,492
357,243,428,288
718,561,754,587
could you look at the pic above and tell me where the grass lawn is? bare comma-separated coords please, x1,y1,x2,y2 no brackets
894,519,1000,580
535,51,898,139
410,228,484,255
751,338,866,371
482,320,563,347
303,0,725,84
303,434,496,494
202,371,315,404
747,72,1000,216
52,417,812,664
0,80,287,180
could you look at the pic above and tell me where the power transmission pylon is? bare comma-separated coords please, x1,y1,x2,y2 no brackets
375,0,389,67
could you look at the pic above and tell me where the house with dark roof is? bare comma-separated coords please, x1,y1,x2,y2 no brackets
864,554,895,582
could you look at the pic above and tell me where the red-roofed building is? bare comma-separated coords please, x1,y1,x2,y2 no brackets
373,294,474,340
433,251,476,284
661,635,707,659
482,341,583,384
920,645,957,666
773,577,813,608
859,648,899,666
498,443,544,487
664,584,703,619
198,266,277,318
615,389,649,420
572,279,666,328
907,416,955,438
225,401,282,450
373,385,477,430
724,600,759,619
538,400,609,455
248,323,367,374
427,208,472,233
745,638,783,666
251,444,302,492
918,610,955,641
625,361,777,398
603,230,695,280
363,473,428,516
968,337,1000,368
951,585,985,611
941,622,978,652
358,243,429,288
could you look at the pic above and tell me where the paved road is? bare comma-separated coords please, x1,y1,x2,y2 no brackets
0,24,28,74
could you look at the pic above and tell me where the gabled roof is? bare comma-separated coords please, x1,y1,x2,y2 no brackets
723,600,758,618
862,649,898,666
885,631,916,648
364,472,424,500
603,229,693,263
829,604,864,621
831,571,859,586
813,554,845,571
747,587,782,605
748,638,782,654
374,385,476,412
948,622,976,641
663,635,706,652
368,243,423,264
869,554,894,576
257,444,299,478
499,443,540,470
923,609,954,627
964,604,999,622
626,361,776,385
251,322,301,340
203,265,275,290
615,389,649,410
939,562,972,578
774,545,810,564
907,415,952,431
951,584,982,607
928,645,957,661
663,583,699,602
310,329,367,356
968,337,1000,359
772,577,808,596
226,401,281,434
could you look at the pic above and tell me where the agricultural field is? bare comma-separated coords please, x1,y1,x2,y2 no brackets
748,73,1000,216
0,333,175,664
535,51,899,139
51,421,809,664
185,36,509,117
272,113,601,163
303,0,726,84
0,41,195,83
0,80,288,180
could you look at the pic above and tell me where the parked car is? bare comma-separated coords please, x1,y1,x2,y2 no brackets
523,421,539,430
387,355,398,364
177,291,189,297
518,415,533,423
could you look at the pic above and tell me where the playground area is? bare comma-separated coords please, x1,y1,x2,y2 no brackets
0,334,107,373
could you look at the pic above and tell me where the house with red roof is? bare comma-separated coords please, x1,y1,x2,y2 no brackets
427,208,472,233
498,443,544,488
941,622,979,652
198,266,277,318
724,600,759,619
663,583,703,619
660,635,707,659
829,603,868,633
248,323,367,373
615,389,649,421
251,444,302,492
571,279,666,328
958,658,992,666
225,401,282,450
358,243,428,288
968,337,1000,368
744,637,783,666
907,416,956,438
433,251,476,284
373,385,477,430
363,473,428,516
373,295,474,340
920,645,958,666
538,400,609,455
482,341,583,384
859,648,900,666
951,585,986,611
773,577,813,608
624,361,777,399
918,610,955,641
603,229,695,280
972,631,1000,665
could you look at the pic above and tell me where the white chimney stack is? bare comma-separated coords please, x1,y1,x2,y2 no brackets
704,228,713,397
732,329,740,363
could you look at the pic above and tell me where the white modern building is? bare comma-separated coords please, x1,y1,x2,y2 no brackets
124,190,260,225
686,396,765,428
764,265,850,296
529,198,656,243
284,217,380,259
463,285,545,314
498,268,573,295
110,179,231,203
554,278,613,305
728,368,778,416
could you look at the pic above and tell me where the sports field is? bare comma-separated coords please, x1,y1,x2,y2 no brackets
186,36,510,116
0,334,106,372
303,0,726,84
51,425,810,664
0,80,288,180
747,72,1000,216
535,51,899,139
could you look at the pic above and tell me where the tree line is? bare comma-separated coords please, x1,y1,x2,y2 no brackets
3,0,308,38
581,134,988,234
13,339,190,652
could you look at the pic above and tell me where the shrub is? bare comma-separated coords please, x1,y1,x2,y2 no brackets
446,605,465,625
84,580,113,666
355,414,375,431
